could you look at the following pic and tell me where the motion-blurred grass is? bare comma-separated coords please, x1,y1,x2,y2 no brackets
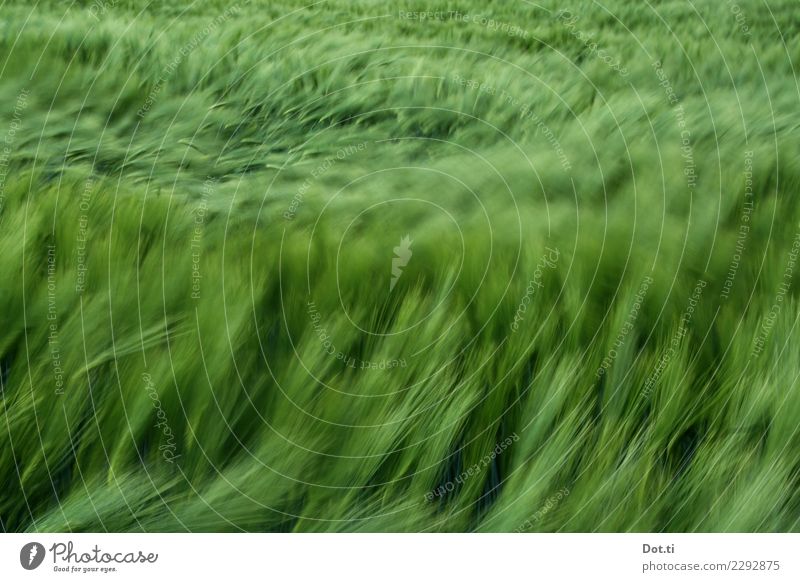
1,0,799,531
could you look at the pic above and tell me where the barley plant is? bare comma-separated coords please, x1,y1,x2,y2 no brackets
1,0,799,532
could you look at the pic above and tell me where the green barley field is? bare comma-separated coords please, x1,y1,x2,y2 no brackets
1,0,799,532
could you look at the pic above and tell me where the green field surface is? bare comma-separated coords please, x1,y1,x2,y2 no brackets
1,0,799,532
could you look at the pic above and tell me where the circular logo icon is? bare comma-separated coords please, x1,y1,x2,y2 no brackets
20,542,46,570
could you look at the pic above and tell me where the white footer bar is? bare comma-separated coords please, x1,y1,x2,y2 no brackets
1,534,796,581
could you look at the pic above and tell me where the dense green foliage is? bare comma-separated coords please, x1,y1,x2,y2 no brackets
1,0,799,532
